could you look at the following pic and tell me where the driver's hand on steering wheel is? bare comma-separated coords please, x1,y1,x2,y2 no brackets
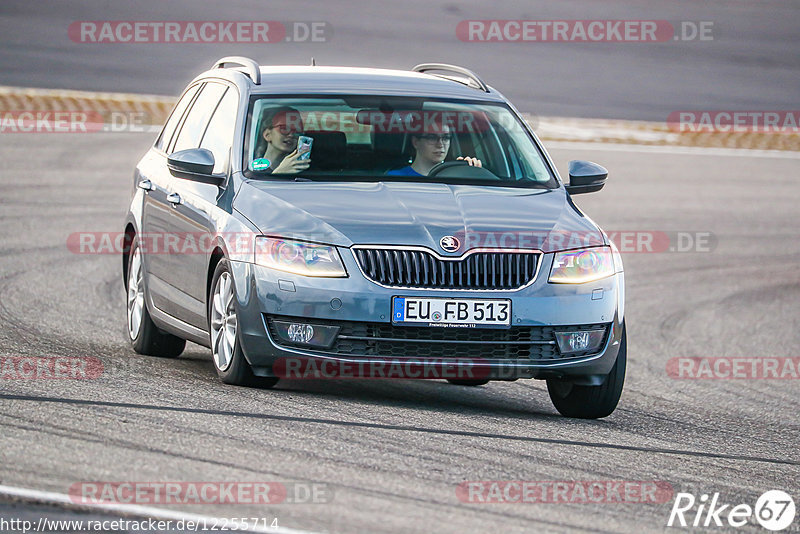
457,156,482,167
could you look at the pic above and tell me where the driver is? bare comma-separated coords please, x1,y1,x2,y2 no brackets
387,121,481,176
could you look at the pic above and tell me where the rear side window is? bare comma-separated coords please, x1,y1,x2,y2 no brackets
171,82,227,153
199,88,239,174
154,84,200,151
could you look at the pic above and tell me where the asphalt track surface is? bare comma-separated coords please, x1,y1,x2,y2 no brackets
1,0,800,120
0,131,798,532
1,2,800,531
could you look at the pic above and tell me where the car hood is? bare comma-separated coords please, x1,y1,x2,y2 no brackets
235,180,605,253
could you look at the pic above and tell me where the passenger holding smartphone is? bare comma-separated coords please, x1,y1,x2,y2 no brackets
256,107,311,174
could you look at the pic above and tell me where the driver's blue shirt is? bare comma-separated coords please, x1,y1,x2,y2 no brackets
386,166,424,177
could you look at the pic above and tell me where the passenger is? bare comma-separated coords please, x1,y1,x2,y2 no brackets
387,122,481,176
254,107,310,174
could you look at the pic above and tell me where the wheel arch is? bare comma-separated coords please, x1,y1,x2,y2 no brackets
207,246,227,307
122,223,136,290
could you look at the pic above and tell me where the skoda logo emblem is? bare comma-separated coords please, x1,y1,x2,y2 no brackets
439,235,460,252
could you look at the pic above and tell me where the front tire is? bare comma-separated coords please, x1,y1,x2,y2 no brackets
546,323,627,419
208,259,278,388
126,240,185,357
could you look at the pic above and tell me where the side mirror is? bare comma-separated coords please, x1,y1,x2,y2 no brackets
167,148,224,185
565,160,608,195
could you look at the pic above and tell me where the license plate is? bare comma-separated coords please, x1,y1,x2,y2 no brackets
392,297,511,328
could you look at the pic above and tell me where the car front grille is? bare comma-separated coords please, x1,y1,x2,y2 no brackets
352,247,540,290
266,315,609,361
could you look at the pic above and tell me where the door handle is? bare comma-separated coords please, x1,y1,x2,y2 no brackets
167,192,183,206
137,179,154,191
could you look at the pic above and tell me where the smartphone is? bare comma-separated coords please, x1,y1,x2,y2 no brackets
297,135,313,160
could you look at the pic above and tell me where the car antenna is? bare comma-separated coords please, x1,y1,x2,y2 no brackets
310,57,316,66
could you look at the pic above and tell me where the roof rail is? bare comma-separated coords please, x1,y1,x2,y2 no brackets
212,56,261,85
412,63,489,93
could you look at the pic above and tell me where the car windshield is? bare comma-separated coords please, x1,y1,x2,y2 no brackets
243,96,556,188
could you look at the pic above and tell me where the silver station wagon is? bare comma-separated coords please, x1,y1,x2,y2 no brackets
123,56,627,418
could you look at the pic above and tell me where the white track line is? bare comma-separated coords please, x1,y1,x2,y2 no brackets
543,140,800,159
0,484,321,534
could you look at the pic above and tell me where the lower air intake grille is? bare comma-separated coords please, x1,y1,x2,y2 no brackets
266,315,609,361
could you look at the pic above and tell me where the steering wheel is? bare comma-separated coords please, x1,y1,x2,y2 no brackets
427,160,499,180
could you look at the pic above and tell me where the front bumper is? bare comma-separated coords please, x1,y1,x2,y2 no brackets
229,250,625,382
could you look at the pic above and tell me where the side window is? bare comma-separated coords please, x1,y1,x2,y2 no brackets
199,88,238,174
155,83,200,151
171,82,227,153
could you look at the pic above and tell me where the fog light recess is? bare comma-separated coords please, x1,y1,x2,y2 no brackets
554,329,605,355
272,320,340,348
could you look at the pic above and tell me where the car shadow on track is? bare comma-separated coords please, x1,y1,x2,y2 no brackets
273,377,559,417
0,392,793,466
178,347,565,420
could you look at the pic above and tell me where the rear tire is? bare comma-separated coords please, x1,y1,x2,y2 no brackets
208,259,279,388
126,239,185,357
546,323,626,419
447,379,489,387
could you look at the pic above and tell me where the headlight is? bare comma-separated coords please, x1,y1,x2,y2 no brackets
548,246,614,284
255,237,347,277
